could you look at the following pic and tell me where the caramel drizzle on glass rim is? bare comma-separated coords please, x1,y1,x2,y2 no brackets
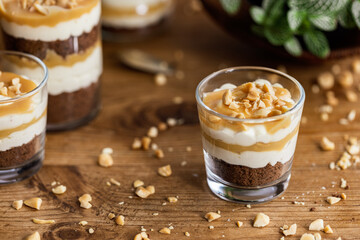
0,0,99,27
202,124,300,154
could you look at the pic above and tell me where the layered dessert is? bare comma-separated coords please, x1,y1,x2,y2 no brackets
0,71,47,168
0,0,102,129
199,79,301,187
102,0,173,40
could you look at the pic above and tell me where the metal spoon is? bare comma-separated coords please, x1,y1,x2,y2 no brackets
118,49,175,75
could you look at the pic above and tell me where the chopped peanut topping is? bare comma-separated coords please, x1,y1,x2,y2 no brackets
110,178,121,186
108,213,115,219
134,232,149,240
317,72,334,90
24,198,42,210
155,149,164,159
253,213,270,227
98,153,113,167
12,200,23,210
158,122,167,131
158,165,172,177
147,127,158,138
314,233,322,240
236,221,243,227
205,212,221,222
88,228,94,234
135,187,152,199
323,225,333,234
79,194,92,209
79,221,88,226
132,138,142,150
146,185,155,194
184,232,190,237
142,137,151,150
155,73,167,86
167,197,178,203
340,178,347,189
337,71,353,88
341,193,346,200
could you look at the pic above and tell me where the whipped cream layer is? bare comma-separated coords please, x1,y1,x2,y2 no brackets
0,1,101,41
8,45,102,95
102,0,172,28
0,84,47,152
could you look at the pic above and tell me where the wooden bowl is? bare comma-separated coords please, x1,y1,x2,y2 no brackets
201,0,360,63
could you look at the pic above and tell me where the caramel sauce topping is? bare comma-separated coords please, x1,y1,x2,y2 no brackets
0,0,99,27
0,71,37,117
200,80,295,134
102,1,170,18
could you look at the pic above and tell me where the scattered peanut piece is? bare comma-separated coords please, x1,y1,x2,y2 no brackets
108,213,115,220
345,90,358,102
146,185,155,194
115,215,125,226
167,197,178,203
332,64,341,75
12,200,23,210
155,73,167,86
340,178,347,189
337,152,352,170
79,194,92,209
147,126,158,138
314,233,322,240
134,232,149,240
205,212,221,222
142,137,151,150
173,96,184,104
52,185,67,195
110,178,121,186
32,218,55,224
253,213,270,227
338,70,353,88
135,187,152,199
320,137,335,151
327,196,341,205
326,91,338,106
184,232,190,237
24,198,42,210
209,225,214,230
155,149,164,159
98,153,113,167
132,138,142,150
158,164,172,177
167,118,177,127
300,233,315,240
158,122,167,131
309,219,324,231
323,224,333,234
88,228,94,234
25,231,41,240
159,227,171,234
347,110,356,122
79,221,88,226
283,223,297,236
133,180,144,188
236,221,243,228
340,193,346,200
317,72,334,90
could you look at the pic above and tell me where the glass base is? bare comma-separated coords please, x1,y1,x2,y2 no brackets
0,151,44,184
206,167,291,204
46,105,100,131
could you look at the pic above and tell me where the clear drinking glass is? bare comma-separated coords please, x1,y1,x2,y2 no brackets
0,51,48,184
196,66,305,203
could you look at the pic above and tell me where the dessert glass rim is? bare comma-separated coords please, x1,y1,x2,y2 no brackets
195,66,305,123
0,50,48,104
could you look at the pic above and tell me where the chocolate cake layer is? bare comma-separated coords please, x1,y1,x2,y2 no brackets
47,80,100,125
208,156,292,187
0,135,42,168
1,24,100,59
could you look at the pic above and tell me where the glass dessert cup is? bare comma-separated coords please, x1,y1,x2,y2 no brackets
196,66,305,204
101,0,174,42
0,0,102,131
0,51,48,184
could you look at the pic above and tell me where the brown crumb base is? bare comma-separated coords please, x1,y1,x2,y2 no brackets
207,156,292,187
0,135,42,168
47,80,100,127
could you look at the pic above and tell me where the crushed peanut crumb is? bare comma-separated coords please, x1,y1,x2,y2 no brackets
167,197,178,203
25,231,41,240
283,223,297,236
132,138,142,150
135,187,152,199
184,232,190,237
108,213,115,220
24,198,42,210
32,218,55,224
323,224,333,234
79,221,88,226
159,227,171,234
79,194,92,209
147,127,158,138
158,122,167,131
320,137,335,151
115,215,125,226
142,137,151,150
317,72,334,90
327,196,341,205
155,149,164,159
300,233,315,240
155,73,167,86
52,185,67,195
88,228,94,234
158,165,172,177
110,178,121,186
98,153,113,167
309,219,324,231
253,213,270,227
12,200,23,210
133,180,145,188
236,221,243,228
205,212,221,222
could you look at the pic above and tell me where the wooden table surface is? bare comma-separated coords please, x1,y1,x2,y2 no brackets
1,1,359,239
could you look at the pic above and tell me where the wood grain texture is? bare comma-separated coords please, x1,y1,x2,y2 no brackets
0,1,360,239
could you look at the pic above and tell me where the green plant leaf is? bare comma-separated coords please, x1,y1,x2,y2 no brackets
309,14,337,31
289,0,348,14
351,0,360,28
339,0,356,28
303,30,330,58
287,9,306,31
262,0,286,25
264,17,293,45
284,37,303,56
220,0,242,15
250,6,265,24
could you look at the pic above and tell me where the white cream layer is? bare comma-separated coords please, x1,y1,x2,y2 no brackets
7,45,102,95
0,92,47,151
0,1,101,41
102,0,171,28
102,0,167,8
203,134,298,169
